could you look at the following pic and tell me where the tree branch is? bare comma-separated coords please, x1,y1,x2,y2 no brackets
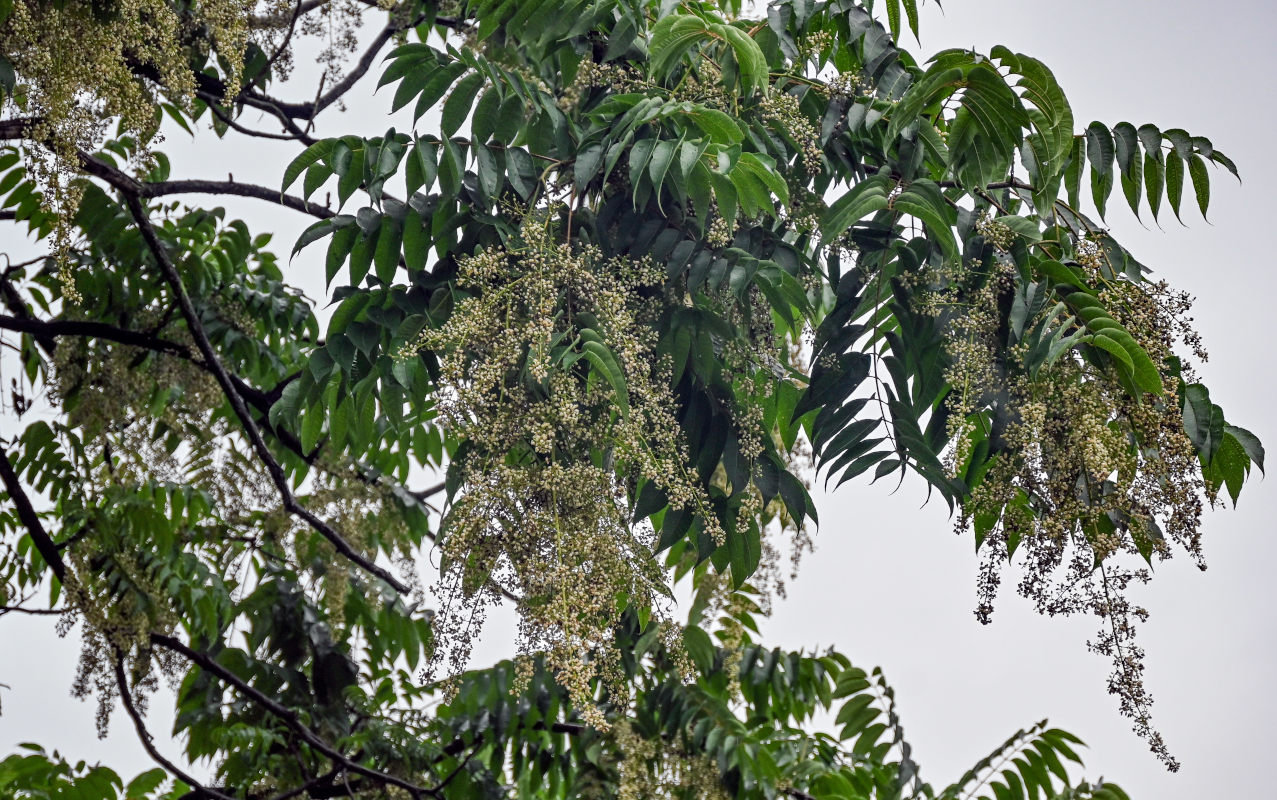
0,604,68,616
200,96,315,143
139,177,333,218
0,448,67,582
240,10,459,124
123,195,408,594
73,149,333,218
0,313,200,362
149,633,432,799
251,0,332,25
114,657,240,800
0,312,281,416
0,117,37,139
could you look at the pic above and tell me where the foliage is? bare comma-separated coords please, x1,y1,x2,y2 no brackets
0,0,1261,797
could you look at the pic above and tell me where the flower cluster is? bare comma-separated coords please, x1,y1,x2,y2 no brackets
3,0,252,294
909,229,1210,769
411,219,721,719
759,89,822,175
609,719,729,800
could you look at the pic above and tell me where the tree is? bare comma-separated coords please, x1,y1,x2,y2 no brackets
0,0,1262,797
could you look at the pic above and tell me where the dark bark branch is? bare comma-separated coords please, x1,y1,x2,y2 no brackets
242,10,458,124
4,300,443,586
0,604,67,616
411,480,445,501
262,768,344,800
123,195,408,594
0,448,67,582
0,313,199,361
139,177,333,218
0,312,279,415
150,633,431,799
0,117,38,139
114,657,240,800
0,275,54,352
0,123,328,217
73,148,333,218
250,0,331,26
202,97,314,143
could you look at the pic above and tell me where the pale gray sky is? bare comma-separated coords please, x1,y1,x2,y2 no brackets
1,1,1274,797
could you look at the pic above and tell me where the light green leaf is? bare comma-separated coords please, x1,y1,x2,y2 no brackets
580,336,629,415
718,24,767,94
649,15,709,79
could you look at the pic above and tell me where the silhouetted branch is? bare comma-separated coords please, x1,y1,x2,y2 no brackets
114,658,240,800
150,633,432,798
124,195,408,594
0,448,66,582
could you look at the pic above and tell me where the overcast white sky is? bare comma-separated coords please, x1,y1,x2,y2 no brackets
2,0,1274,797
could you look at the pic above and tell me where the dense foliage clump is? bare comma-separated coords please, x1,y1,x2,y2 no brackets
0,0,1262,797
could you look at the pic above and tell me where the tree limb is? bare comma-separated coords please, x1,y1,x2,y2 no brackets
123,195,409,594
0,448,67,582
149,633,432,799
0,604,68,616
0,313,200,362
114,657,241,800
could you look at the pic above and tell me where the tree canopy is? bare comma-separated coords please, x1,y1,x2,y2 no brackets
0,0,1263,798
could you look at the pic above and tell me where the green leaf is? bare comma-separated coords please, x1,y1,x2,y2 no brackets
1165,150,1185,222
1085,122,1114,176
1182,383,1219,460
1088,332,1132,373
325,220,357,287
1054,135,1080,208
579,333,629,415
441,72,484,137
438,138,464,198
291,217,335,256
282,140,335,193
406,138,438,196
648,139,678,211
686,106,745,144
820,173,892,243
348,227,375,286
506,147,537,199
374,215,402,284
413,62,468,122
1188,153,1211,219
1209,431,1249,506
402,208,429,272
893,179,957,259
125,768,167,799
471,86,502,143
1224,424,1265,474
392,60,436,113
476,144,503,202
1143,150,1164,222
736,151,789,206
719,24,767,94
649,15,710,79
